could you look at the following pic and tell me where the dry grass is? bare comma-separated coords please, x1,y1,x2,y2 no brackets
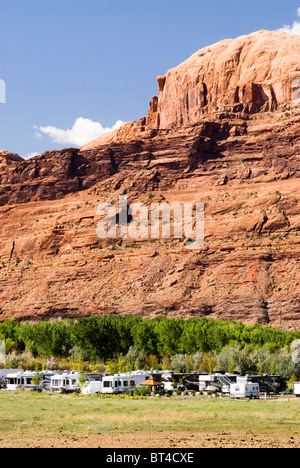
0,392,300,447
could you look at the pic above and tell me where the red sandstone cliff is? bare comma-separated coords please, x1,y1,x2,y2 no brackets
0,30,299,327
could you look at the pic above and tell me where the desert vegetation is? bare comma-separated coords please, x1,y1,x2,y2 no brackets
1,317,300,383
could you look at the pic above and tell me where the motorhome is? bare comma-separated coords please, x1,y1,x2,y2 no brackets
199,374,221,393
102,372,152,394
0,369,23,380
50,372,81,393
0,369,23,388
246,375,286,394
5,371,55,391
161,371,202,392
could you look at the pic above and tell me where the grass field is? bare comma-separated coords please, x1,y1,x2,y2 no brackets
0,392,299,448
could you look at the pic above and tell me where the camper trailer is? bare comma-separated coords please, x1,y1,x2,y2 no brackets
50,372,81,394
102,372,151,394
81,380,103,395
230,379,260,399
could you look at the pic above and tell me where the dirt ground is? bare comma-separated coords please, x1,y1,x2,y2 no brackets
0,430,299,448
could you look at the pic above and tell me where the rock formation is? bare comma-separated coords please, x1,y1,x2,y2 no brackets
0,30,299,328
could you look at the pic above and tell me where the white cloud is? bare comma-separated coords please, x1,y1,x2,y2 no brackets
36,117,123,147
277,8,300,35
26,152,40,159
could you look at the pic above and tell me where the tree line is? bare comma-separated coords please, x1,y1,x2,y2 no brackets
0,315,299,361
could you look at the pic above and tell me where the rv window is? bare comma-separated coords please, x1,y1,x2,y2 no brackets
104,381,112,388
27,378,32,384
115,381,119,388
66,380,70,385
72,380,76,385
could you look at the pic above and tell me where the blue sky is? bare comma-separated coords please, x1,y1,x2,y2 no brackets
0,0,299,158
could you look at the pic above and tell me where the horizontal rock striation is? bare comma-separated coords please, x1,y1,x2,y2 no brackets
0,30,299,327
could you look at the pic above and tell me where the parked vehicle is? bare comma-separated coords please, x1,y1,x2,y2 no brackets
199,374,222,393
50,372,81,394
0,369,23,379
0,369,23,389
102,372,151,394
5,371,55,392
246,375,286,394
161,371,203,392
230,379,260,399
81,380,103,395
215,374,236,395
293,382,300,397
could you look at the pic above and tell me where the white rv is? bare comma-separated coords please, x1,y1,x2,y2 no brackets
0,369,23,380
0,369,23,388
5,371,55,391
50,372,81,394
102,372,151,394
293,382,300,397
81,380,103,395
230,380,260,399
199,374,221,393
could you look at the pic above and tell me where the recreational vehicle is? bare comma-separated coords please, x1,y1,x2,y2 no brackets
0,369,23,379
81,380,103,395
199,373,244,394
199,375,221,393
246,375,286,394
50,372,81,394
230,380,260,399
102,372,151,394
0,369,23,389
293,382,300,397
5,371,55,391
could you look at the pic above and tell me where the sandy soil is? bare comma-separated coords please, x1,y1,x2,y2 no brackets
0,430,298,448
